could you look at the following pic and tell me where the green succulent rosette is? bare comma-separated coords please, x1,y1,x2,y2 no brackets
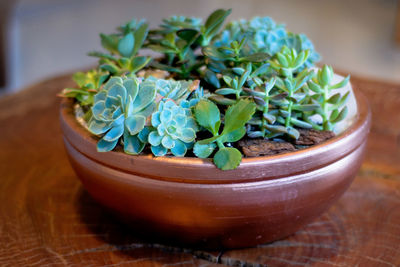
88,76,156,154
148,100,198,157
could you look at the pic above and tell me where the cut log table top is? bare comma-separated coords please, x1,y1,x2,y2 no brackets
0,74,399,267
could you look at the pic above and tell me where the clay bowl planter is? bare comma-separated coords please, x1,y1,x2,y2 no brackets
60,89,371,249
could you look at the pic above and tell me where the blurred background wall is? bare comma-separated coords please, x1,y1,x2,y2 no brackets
1,0,399,94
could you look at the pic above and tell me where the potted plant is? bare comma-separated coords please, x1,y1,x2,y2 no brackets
60,9,371,249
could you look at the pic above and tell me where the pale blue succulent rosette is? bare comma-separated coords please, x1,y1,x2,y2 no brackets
88,76,156,154
148,100,198,157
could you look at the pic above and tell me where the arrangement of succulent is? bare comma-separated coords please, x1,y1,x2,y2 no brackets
60,9,350,170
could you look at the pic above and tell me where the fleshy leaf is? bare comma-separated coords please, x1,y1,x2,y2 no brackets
151,145,168,156
118,33,134,58
123,132,145,155
125,115,146,135
148,131,163,146
170,140,187,157
88,119,112,135
193,142,216,158
97,138,119,152
213,147,242,170
222,99,256,134
103,124,124,142
194,99,221,135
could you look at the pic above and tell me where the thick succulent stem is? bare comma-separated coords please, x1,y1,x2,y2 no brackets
216,139,225,149
321,85,330,130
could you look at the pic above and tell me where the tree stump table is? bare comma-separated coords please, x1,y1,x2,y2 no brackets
0,74,399,266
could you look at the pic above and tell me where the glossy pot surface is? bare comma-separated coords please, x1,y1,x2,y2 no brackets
60,90,371,249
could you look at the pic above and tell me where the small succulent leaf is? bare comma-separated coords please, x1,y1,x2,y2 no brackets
238,69,250,88
123,78,139,101
204,70,220,88
253,96,266,106
138,127,151,143
292,104,320,111
161,135,175,149
276,53,289,67
213,147,242,170
123,132,145,155
125,115,146,135
100,33,119,53
220,126,246,143
88,51,118,61
151,144,168,156
239,52,270,63
204,9,231,38
329,75,350,90
148,131,163,146
320,65,333,86
97,138,119,152
118,33,135,58
100,63,119,74
151,112,161,127
194,99,221,135
329,109,339,122
263,113,276,124
331,106,348,123
133,23,148,55
193,142,216,158
336,91,350,107
92,100,106,120
88,119,112,135
176,28,199,42
171,140,187,157
160,109,173,122
232,67,245,75
252,63,270,77
208,94,237,105
103,124,124,142
290,118,313,129
287,127,300,139
306,81,322,93
111,114,125,127
264,124,288,134
328,93,341,104
147,44,176,54
131,81,157,112
130,56,152,73
222,99,256,134
180,128,196,143
222,75,232,86
215,88,236,95
248,131,264,138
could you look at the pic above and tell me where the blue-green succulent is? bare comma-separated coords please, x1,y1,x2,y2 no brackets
215,16,319,67
148,100,198,157
88,76,156,154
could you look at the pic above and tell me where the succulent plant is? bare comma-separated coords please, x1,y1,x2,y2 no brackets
214,16,319,67
304,65,350,131
89,19,151,76
148,100,198,156
88,76,156,154
150,77,200,105
59,70,109,106
193,99,256,170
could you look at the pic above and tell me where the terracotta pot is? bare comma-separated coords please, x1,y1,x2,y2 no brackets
60,89,371,249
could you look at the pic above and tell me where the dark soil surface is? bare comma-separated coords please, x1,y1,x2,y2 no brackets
239,129,335,157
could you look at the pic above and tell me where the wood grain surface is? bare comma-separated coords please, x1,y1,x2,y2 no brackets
0,74,399,266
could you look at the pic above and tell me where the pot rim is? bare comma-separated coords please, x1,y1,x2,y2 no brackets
60,88,371,184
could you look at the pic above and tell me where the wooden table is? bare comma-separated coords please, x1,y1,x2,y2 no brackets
1,74,399,266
